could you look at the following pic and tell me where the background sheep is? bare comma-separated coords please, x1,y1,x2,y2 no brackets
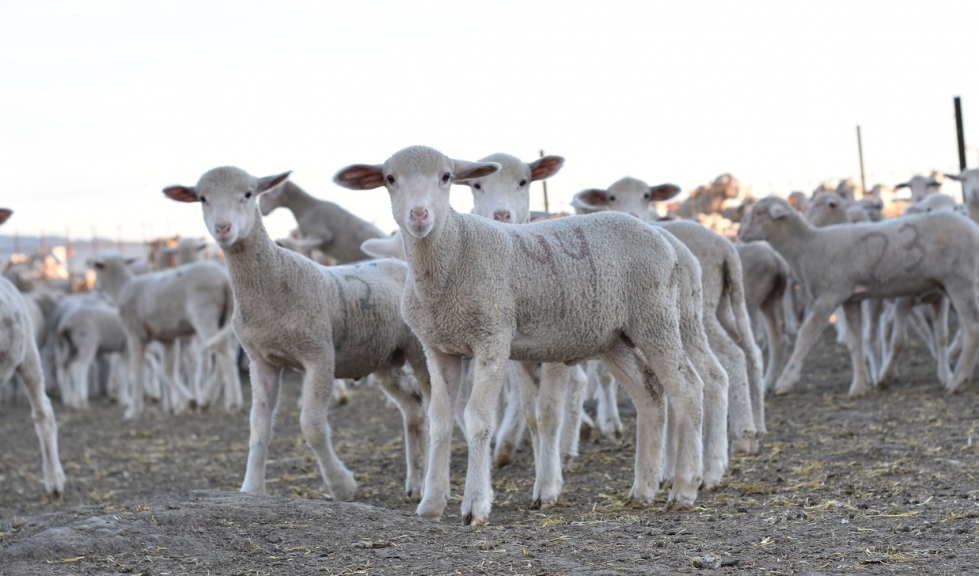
164,167,432,502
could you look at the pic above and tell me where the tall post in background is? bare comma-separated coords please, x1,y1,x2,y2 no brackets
540,149,550,213
856,125,867,195
955,96,967,171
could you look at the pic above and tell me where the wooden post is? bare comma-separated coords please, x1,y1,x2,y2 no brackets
856,125,867,196
539,149,549,213
955,96,967,171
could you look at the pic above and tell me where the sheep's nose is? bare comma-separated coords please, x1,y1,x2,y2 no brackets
215,223,231,235
410,207,428,221
493,210,511,223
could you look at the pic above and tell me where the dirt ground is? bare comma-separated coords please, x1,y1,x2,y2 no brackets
2,329,978,575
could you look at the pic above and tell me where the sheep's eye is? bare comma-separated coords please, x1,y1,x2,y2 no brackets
200,196,207,203
387,175,395,184
643,193,650,199
474,183,482,190
442,172,451,182
244,191,252,199
609,195,616,201
519,179,527,187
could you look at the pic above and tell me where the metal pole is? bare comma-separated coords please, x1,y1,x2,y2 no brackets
955,96,967,171
540,149,549,213
856,125,867,195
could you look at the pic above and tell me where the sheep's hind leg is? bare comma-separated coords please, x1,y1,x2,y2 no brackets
374,365,428,498
944,282,979,394
774,299,836,394
532,362,568,508
843,301,872,397
18,343,66,496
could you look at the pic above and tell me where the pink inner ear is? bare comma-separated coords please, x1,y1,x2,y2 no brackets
0,209,12,225
649,184,681,201
163,186,199,203
529,156,565,181
575,189,610,208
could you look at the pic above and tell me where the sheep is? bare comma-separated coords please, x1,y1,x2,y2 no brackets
894,175,941,203
163,167,432,502
570,177,764,456
846,196,884,223
737,195,979,396
53,301,128,409
454,152,594,472
804,191,850,228
335,146,713,524
259,180,387,264
734,241,792,393
945,169,979,222
0,208,66,495
91,257,242,418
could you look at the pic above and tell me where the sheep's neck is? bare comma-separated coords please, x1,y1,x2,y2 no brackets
282,182,321,216
402,209,463,297
222,213,284,299
99,268,133,303
765,214,816,271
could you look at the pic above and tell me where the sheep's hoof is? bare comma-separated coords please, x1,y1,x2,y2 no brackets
494,445,515,469
416,499,445,519
463,513,488,526
731,437,754,455
946,383,964,395
773,387,791,396
335,394,350,406
702,482,720,491
847,386,871,398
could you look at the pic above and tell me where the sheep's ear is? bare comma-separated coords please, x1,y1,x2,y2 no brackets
295,237,323,251
571,189,610,210
334,164,386,190
528,155,565,181
928,180,941,188
91,259,105,270
163,185,199,203
649,183,682,201
360,236,404,260
257,171,291,193
124,257,139,266
452,160,501,181
944,172,963,182
768,202,793,219
196,241,208,252
0,208,11,226
894,182,909,189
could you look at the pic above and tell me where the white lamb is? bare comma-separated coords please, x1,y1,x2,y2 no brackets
894,175,941,203
164,167,432,501
571,177,764,455
335,146,714,524
259,179,387,264
0,208,66,495
738,196,979,396
53,301,127,409
91,257,242,418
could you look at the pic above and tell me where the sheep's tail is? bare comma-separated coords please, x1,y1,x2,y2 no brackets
203,283,235,351
721,250,765,406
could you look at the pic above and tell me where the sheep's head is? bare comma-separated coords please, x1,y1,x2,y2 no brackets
333,146,500,239
737,196,795,242
457,153,564,224
894,175,941,203
804,192,848,228
0,209,11,227
945,169,979,204
857,196,884,222
163,167,291,249
570,177,681,222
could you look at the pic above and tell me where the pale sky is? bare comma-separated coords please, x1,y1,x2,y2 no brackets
2,0,978,242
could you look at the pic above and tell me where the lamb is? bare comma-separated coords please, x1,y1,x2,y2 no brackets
894,175,941,203
944,169,979,222
737,196,979,396
804,191,850,227
846,196,884,223
571,177,764,455
335,146,713,524
454,152,593,475
259,179,387,263
92,257,242,418
54,301,128,409
0,208,66,495
161,237,208,267
163,167,432,501
734,241,792,393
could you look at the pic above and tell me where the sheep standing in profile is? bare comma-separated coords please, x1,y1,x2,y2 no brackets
739,196,979,396
335,146,712,525
164,168,431,501
0,208,66,496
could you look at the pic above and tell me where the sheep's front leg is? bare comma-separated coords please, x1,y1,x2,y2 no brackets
774,299,837,394
877,298,911,386
299,360,356,501
843,301,872,397
124,338,146,420
19,344,66,496
460,352,507,525
374,366,428,498
240,356,282,494
417,349,462,520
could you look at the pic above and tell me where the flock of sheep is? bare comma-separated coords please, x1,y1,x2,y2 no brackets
3,148,979,526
